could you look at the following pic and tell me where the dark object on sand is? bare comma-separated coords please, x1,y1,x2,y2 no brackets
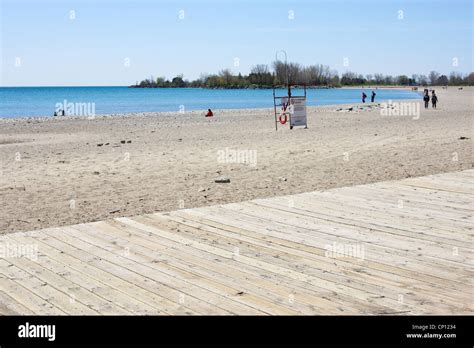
215,176,230,183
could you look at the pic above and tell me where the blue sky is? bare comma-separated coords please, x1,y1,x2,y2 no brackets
1,0,472,86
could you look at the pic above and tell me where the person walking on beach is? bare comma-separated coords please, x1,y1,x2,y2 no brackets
362,92,367,103
431,91,438,109
371,91,376,103
423,91,430,109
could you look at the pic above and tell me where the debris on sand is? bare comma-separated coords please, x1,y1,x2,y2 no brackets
215,176,231,183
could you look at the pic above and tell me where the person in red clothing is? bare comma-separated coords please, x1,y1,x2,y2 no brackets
205,109,213,117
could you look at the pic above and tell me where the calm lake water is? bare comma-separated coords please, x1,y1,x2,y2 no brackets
0,87,421,118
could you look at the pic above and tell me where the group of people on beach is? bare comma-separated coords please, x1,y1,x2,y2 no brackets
361,89,439,109
361,91,376,103
423,89,438,109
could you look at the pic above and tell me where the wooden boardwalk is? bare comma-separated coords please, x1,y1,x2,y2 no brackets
1,170,472,315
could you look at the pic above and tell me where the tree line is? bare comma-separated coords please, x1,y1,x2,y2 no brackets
131,61,474,88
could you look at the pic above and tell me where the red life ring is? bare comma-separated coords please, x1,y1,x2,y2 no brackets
279,114,288,124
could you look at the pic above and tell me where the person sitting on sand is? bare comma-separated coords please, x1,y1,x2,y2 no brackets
205,109,213,117
53,111,58,117
431,92,438,109
423,91,430,109
371,91,376,103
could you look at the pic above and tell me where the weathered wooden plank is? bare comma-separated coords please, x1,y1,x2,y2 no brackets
0,259,95,314
46,226,264,315
166,210,473,305
252,196,470,248
86,220,341,314
203,204,472,282
348,184,473,214
398,180,474,195
7,233,152,315
111,216,400,314
0,170,471,315
141,213,470,313
67,223,295,315
117,217,422,314
323,187,473,225
0,275,65,315
0,289,35,315
178,208,472,299
27,229,197,315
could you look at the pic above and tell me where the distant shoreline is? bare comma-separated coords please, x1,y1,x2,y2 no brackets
0,98,423,123
128,85,419,90
0,85,444,90
128,85,338,90
0,86,422,119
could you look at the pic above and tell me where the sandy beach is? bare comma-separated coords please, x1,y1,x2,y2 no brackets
0,87,472,234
